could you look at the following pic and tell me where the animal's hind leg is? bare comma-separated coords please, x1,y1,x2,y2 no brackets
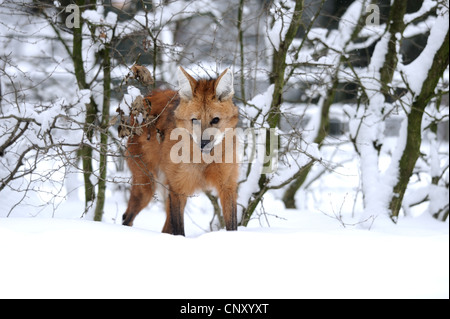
122,178,155,226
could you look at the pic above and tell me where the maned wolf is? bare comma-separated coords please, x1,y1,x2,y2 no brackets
122,67,239,236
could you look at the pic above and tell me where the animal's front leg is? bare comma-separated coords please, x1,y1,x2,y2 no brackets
219,188,237,231
163,191,187,236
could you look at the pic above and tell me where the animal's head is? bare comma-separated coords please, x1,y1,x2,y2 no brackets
174,67,239,153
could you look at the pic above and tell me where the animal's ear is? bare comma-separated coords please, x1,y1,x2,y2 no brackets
215,68,234,101
177,66,196,100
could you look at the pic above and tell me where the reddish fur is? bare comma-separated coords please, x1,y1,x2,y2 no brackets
123,74,239,236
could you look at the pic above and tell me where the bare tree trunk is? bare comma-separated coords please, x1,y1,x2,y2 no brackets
379,0,407,93
237,0,246,104
72,4,97,208
389,31,449,220
94,46,111,221
241,0,304,226
282,77,338,208
281,1,367,209
352,0,408,221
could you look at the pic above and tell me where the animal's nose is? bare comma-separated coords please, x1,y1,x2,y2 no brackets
201,139,211,149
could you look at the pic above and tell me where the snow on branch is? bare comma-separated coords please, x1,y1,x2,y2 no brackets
267,0,297,50
401,5,449,95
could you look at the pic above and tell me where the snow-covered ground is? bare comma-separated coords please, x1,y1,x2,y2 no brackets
0,141,448,299
0,196,448,299
1,0,448,300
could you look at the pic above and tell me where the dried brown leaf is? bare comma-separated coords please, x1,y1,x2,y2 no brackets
109,115,119,126
131,65,154,86
135,126,143,136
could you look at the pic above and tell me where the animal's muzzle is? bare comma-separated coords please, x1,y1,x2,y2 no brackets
201,139,212,152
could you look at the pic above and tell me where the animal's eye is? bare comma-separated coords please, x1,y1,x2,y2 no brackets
211,117,220,124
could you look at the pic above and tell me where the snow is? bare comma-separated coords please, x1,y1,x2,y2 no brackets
82,10,104,25
1,0,449,300
245,84,274,126
1,140,447,299
0,211,447,299
267,0,296,50
402,6,449,94
337,0,365,47
404,0,437,24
